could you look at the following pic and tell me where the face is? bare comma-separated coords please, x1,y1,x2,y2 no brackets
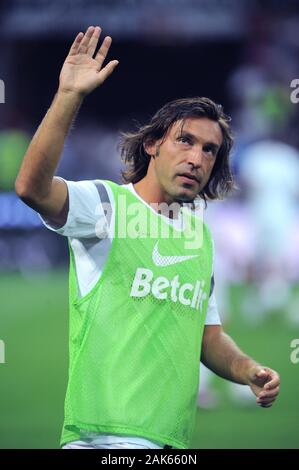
145,117,223,203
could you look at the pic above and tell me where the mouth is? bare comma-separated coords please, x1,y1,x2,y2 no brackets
177,173,199,185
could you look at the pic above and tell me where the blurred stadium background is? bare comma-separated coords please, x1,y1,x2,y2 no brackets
0,0,299,449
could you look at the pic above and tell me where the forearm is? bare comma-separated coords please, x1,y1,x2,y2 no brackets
201,327,259,385
15,90,83,200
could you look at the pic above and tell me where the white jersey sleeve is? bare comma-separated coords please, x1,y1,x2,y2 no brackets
205,236,221,325
39,179,113,297
39,179,110,238
205,290,221,325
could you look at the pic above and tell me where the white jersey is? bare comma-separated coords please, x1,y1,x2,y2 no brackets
40,179,221,325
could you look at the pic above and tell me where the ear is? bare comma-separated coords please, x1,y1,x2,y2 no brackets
143,140,158,158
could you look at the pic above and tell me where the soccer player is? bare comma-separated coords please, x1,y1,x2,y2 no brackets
15,26,280,449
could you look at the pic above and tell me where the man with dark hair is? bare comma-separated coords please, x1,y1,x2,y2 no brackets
16,26,280,449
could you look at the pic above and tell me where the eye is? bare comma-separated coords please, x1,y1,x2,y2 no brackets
177,135,192,145
203,145,217,156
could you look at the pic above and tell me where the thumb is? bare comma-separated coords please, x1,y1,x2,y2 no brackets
253,367,270,386
98,60,119,83
255,368,267,378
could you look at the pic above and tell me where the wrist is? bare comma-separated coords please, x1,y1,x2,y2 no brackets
232,356,259,385
56,87,85,103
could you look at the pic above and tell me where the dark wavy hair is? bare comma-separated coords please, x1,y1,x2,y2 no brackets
119,97,234,202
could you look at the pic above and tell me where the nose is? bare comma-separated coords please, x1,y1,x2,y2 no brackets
187,146,204,168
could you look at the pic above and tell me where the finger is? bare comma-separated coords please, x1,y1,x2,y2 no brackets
97,60,119,82
95,36,113,67
86,26,102,57
260,402,273,408
78,26,95,54
68,32,84,56
259,387,279,399
257,396,276,405
264,375,280,390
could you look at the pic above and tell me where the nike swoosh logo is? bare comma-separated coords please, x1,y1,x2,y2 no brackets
152,241,199,267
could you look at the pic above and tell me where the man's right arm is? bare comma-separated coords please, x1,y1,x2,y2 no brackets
15,91,82,226
15,25,119,227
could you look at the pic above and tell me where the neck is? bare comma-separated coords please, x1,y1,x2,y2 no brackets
133,177,180,219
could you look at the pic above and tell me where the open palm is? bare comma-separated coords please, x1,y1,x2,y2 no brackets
59,26,119,96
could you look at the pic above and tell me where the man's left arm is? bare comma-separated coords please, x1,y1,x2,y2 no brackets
201,325,280,407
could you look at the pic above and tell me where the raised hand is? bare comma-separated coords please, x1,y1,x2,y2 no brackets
59,26,119,97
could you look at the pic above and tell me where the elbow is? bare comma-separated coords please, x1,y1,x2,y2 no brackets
15,177,41,207
15,177,52,212
15,177,32,201
15,177,27,198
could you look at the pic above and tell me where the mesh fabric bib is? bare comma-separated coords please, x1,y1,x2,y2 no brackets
61,181,213,448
